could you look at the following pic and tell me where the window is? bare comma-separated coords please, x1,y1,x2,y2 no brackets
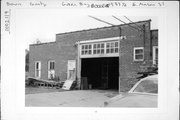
106,41,119,54
81,44,92,55
35,61,41,78
93,43,105,54
134,47,144,61
49,61,55,70
153,46,158,65
48,60,55,79
80,41,119,57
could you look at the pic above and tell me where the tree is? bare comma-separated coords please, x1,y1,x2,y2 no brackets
35,39,41,44
25,49,29,72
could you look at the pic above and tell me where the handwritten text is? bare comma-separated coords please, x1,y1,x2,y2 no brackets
4,10,11,34
29,1,47,7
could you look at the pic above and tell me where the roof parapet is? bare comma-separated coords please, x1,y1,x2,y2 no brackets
56,19,151,36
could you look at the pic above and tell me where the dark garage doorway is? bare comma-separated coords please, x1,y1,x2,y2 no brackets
81,57,119,90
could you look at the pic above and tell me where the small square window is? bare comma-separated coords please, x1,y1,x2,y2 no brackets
111,48,114,53
101,43,104,48
89,50,91,54
97,44,100,48
115,48,118,53
94,50,96,54
115,42,118,47
85,50,88,54
93,44,96,48
101,49,104,54
106,43,110,48
89,45,91,49
97,49,100,54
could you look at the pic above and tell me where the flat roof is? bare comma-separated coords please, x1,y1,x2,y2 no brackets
30,19,152,47
30,41,56,46
56,19,151,36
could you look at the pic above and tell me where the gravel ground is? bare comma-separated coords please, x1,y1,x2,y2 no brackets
25,90,118,107
25,87,66,94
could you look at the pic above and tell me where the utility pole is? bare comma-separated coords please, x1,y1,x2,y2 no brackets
118,26,121,93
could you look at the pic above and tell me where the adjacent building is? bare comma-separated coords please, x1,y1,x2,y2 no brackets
29,19,158,92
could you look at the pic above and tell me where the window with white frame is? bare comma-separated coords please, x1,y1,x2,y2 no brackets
93,43,105,54
106,41,119,54
134,47,144,61
48,60,55,79
81,44,92,55
153,46,158,65
35,61,41,78
80,41,119,57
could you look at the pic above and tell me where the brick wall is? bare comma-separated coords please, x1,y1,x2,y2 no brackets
29,41,78,81
119,21,152,91
29,20,158,92
29,42,58,80
151,30,158,46
56,26,120,42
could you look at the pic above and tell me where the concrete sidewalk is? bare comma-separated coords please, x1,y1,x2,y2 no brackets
25,90,118,107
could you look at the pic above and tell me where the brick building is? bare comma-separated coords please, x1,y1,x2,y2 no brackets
29,19,158,92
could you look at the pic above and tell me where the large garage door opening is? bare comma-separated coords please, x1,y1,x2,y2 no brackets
81,57,119,90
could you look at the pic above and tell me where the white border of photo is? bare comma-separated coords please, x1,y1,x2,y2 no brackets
1,1,179,120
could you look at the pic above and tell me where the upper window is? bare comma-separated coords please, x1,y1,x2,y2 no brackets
134,47,144,61
80,41,119,57
81,44,92,55
106,41,119,54
93,43,105,54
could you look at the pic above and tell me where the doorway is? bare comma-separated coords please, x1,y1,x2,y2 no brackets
81,57,119,90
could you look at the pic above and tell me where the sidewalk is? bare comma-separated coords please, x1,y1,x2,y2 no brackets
25,90,118,107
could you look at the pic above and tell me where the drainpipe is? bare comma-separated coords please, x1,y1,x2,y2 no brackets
118,26,121,94
143,24,146,62
76,41,81,90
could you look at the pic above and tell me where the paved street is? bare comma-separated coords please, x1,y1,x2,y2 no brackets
25,90,118,107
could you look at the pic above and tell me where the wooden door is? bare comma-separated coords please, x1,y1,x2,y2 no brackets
101,61,108,89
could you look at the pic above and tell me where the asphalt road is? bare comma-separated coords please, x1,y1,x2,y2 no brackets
25,90,118,107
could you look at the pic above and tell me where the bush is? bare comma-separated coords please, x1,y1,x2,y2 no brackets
25,78,38,87
49,75,60,82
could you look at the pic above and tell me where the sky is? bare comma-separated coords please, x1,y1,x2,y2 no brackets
15,9,158,50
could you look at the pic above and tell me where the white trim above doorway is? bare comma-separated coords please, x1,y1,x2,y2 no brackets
79,37,121,44
79,39,120,58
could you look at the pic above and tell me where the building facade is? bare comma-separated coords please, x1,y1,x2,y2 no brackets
29,20,158,92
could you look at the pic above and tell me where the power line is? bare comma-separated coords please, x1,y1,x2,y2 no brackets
88,15,115,26
112,16,141,31
124,16,143,30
